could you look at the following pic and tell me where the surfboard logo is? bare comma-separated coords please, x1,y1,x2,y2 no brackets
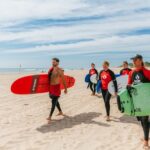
31,75,39,93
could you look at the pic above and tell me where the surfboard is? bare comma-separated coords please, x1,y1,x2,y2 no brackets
108,75,128,95
11,74,75,95
85,74,90,83
118,83,150,116
118,89,135,116
90,74,98,84
96,80,101,93
130,83,150,116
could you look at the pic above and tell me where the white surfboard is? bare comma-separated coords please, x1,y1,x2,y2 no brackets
108,75,128,95
90,74,98,84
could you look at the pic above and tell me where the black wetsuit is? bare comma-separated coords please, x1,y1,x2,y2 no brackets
49,94,62,117
99,69,118,116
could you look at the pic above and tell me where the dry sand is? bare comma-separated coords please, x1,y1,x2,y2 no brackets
0,69,146,150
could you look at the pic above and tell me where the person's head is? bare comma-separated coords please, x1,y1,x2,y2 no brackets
131,54,144,68
103,61,109,70
52,58,60,67
91,63,95,69
123,61,129,69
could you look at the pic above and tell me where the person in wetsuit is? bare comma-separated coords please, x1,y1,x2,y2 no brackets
99,61,118,121
89,63,98,96
120,61,132,75
47,58,67,123
128,54,150,148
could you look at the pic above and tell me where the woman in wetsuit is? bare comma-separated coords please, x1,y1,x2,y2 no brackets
99,61,118,121
89,63,98,96
128,54,150,148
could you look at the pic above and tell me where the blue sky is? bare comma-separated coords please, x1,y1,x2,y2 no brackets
0,0,150,69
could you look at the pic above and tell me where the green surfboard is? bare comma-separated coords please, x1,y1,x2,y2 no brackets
131,83,150,116
118,83,150,116
118,89,134,116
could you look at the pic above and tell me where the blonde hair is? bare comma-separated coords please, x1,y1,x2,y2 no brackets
103,61,110,66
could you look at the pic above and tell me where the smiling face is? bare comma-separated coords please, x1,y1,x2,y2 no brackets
133,58,143,68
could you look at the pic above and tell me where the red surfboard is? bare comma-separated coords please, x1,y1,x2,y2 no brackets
11,74,75,94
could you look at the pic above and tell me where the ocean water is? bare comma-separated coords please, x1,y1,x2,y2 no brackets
0,68,47,73
0,50,149,72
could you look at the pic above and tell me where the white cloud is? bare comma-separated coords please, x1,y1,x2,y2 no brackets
0,0,86,22
3,35,150,55
0,0,150,23
0,0,150,55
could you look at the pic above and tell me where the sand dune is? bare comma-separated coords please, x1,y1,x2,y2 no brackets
0,70,145,150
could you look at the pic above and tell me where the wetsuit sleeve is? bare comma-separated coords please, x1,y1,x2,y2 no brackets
95,69,98,75
143,68,150,81
95,69,98,79
109,70,118,92
128,71,133,85
99,70,103,80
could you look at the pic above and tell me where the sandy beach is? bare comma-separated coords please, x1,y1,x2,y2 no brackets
0,69,146,150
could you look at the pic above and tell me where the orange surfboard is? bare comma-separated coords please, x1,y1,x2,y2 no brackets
11,74,75,94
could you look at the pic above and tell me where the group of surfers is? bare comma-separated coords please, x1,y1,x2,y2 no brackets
46,55,150,149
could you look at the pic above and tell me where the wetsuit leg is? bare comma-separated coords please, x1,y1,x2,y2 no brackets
49,95,61,117
93,84,97,94
140,116,149,141
101,90,111,116
105,91,111,116
89,82,94,93
56,101,62,112
101,89,107,101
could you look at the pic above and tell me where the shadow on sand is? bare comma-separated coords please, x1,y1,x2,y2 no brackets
111,114,139,125
37,112,110,133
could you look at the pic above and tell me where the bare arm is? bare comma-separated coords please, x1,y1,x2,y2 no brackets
59,69,67,93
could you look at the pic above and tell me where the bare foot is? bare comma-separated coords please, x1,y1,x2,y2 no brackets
143,141,149,149
106,116,111,122
46,117,51,120
141,138,150,143
56,112,65,116
47,120,52,124
46,117,52,124
143,145,150,150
